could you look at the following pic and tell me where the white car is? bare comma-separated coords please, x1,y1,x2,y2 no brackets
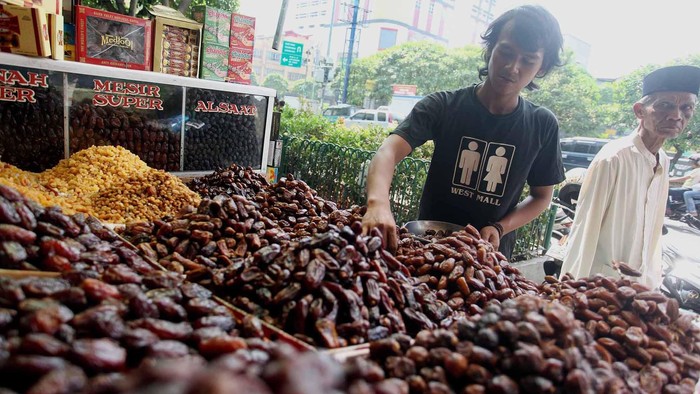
343,109,403,129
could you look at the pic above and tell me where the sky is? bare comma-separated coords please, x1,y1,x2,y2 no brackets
238,0,700,79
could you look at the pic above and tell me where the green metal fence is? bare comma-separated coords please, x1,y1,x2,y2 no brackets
280,136,554,261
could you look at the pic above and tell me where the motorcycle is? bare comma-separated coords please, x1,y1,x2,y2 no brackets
666,194,700,230
543,170,582,278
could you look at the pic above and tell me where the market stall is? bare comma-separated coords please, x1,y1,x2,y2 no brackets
0,52,275,175
0,45,697,394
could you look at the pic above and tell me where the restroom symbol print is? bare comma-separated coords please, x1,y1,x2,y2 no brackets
453,137,487,189
478,143,514,197
452,138,514,197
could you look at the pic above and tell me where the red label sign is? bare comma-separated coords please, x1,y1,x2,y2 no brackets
91,79,163,110
392,84,417,95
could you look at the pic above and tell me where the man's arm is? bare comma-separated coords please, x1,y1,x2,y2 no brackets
480,185,554,250
669,174,690,184
362,134,413,251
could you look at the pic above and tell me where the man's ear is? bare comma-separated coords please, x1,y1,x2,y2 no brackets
632,102,645,119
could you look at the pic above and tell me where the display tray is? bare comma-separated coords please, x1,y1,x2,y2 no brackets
0,269,61,279
213,295,315,353
321,343,370,362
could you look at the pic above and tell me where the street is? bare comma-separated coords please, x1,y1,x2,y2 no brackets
662,217,700,269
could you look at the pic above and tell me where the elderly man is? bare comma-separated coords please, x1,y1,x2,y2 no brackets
561,65,700,289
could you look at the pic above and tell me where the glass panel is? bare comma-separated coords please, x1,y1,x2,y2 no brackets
184,88,268,170
0,66,64,172
67,73,183,171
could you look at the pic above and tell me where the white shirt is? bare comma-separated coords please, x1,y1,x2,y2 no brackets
561,133,669,289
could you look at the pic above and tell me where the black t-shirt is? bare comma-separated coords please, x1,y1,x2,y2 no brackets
393,85,565,248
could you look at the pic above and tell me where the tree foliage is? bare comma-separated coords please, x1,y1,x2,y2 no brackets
262,74,290,97
340,41,483,107
81,0,238,18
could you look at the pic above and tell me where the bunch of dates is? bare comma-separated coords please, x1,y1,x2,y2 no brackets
252,175,353,238
394,225,540,313
0,184,153,275
80,343,402,394
122,195,290,276
187,163,270,200
209,222,454,348
541,273,700,392
0,269,268,393
369,295,631,394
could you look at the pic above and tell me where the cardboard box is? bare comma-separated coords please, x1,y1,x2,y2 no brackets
63,21,73,60
0,4,51,57
191,5,229,45
24,0,60,16
75,5,152,70
199,43,228,81
148,5,201,78
229,12,254,50
226,47,252,85
47,12,62,60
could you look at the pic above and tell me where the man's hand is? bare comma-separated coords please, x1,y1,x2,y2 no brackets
480,225,500,251
362,203,398,252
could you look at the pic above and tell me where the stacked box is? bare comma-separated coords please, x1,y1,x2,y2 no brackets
24,0,61,15
199,43,228,81
63,21,74,60
75,5,152,70
149,5,201,78
0,4,51,57
192,5,230,44
227,12,255,85
47,13,63,60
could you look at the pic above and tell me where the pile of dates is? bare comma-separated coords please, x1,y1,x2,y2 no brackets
0,78,64,172
187,163,270,200
184,89,263,171
80,343,400,394
208,223,454,348
0,184,154,275
252,175,365,238
541,274,700,392
122,195,290,276
70,102,181,171
369,295,631,393
0,268,271,393
394,226,540,313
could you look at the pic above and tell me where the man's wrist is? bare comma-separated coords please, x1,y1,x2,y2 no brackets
486,222,504,238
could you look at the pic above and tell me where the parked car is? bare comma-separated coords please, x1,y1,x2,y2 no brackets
560,137,610,170
322,104,359,122
344,109,401,129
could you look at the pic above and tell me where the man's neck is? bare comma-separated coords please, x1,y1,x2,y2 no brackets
476,81,520,115
637,127,666,155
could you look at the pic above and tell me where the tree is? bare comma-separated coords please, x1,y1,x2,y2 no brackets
291,79,317,98
262,74,290,97
81,0,238,18
339,41,482,106
524,51,605,137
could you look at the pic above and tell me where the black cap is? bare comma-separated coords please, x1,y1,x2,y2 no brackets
642,65,700,97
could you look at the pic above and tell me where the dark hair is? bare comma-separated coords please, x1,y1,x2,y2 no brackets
478,5,564,91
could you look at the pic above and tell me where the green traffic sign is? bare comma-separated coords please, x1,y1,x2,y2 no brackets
281,40,303,68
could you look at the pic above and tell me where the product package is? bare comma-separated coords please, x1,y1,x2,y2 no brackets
63,21,73,60
75,5,152,70
24,0,61,15
191,5,230,45
227,12,255,85
199,43,228,81
149,5,201,78
0,4,51,57
47,13,63,60
226,47,253,85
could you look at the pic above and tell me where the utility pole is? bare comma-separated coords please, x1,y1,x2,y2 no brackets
341,0,359,104
272,0,289,51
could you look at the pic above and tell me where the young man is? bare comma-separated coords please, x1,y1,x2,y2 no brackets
561,65,700,289
361,5,565,258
